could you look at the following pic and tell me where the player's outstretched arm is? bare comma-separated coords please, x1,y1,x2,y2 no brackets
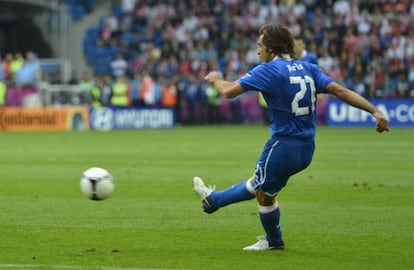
204,71,244,98
325,82,390,133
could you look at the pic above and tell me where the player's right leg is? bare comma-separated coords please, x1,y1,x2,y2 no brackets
193,176,256,214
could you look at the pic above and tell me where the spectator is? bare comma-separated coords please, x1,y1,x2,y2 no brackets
140,72,156,106
78,72,94,93
111,75,130,107
130,72,142,106
0,55,4,81
15,51,40,87
318,48,335,74
161,77,177,108
110,53,129,78
9,52,24,82
0,79,5,106
120,0,136,32
396,73,409,97
90,75,105,108
101,10,120,41
333,0,350,17
204,83,221,124
408,55,414,93
185,74,202,124
2,52,13,82
100,75,113,107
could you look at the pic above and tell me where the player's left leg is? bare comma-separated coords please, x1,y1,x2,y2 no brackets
243,139,314,251
193,175,256,214
243,189,284,251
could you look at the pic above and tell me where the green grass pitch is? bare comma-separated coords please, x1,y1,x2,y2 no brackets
0,125,412,270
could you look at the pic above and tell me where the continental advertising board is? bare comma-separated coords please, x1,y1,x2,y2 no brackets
0,107,89,131
89,107,174,131
327,98,414,127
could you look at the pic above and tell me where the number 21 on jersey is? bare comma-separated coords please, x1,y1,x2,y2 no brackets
290,75,317,116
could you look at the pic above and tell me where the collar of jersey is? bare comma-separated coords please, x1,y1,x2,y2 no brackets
273,54,293,61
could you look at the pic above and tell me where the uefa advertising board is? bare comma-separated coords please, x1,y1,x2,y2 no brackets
327,98,414,127
89,107,174,131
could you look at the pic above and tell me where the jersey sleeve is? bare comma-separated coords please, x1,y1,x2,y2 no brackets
312,65,334,94
238,64,271,93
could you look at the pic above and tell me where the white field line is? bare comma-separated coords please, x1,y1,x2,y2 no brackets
0,264,189,270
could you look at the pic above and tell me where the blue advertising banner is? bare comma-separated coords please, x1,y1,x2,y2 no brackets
89,107,174,131
327,98,414,127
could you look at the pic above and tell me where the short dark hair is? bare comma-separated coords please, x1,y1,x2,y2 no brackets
293,32,306,41
259,24,295,59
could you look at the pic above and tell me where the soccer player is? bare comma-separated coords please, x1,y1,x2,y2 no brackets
193,24,389,251
259,34,318,124
293,34,318,65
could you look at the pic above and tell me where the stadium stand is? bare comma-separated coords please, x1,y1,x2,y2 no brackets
77,0,413,124
83,1,413,92
0,0,413,125
63,0,98,20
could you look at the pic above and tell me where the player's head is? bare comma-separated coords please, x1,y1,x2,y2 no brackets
293,36,305,58
258,24,295,62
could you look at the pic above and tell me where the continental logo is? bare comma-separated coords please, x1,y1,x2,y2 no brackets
0,107,89,131
0,111,59,127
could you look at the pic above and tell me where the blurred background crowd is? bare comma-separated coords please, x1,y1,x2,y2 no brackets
1,0,413,125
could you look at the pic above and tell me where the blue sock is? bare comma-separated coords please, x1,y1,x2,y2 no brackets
209,181,255,208
259,204,283,245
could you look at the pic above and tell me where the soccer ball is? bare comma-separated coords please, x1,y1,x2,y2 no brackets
80,167,115,200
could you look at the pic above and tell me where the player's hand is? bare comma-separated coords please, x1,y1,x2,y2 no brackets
373,111,389,133
204,71,223,83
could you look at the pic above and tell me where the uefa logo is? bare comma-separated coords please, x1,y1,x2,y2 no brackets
90,107,114,131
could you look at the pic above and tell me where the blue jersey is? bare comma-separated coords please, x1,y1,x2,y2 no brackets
238,58,333,140
301,51,318,65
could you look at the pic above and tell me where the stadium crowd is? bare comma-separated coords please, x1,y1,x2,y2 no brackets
1,0,414,125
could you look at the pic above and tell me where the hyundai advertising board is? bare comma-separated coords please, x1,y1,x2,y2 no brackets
89,107,174,131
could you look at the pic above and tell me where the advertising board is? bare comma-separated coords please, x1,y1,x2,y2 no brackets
0,107,89,131
327,99,414,127
89,107,174,131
